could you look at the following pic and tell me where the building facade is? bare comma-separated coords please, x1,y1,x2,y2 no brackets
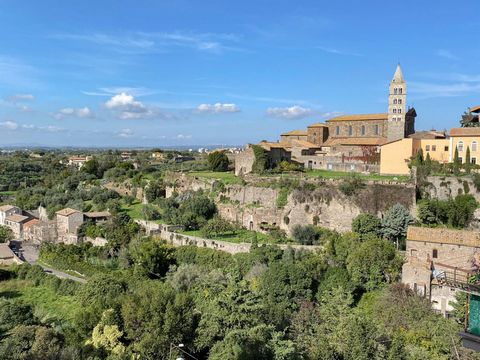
235,64,416,175
402,226,480,316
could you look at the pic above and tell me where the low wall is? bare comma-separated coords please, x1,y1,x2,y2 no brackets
136,220,322,255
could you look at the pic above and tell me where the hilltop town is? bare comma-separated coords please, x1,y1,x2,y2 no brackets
1,100,480,357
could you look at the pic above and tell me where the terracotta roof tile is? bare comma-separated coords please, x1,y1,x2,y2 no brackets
470,105,480,113
56,208,81,217
0,205,18,212
323,137,387,146
450,128,480,137
327,113,388,122
280,130,308,136
5,214,30,223
307,122,327,128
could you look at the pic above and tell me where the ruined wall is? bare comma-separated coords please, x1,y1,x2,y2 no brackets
219,181,415,234
425,175,480,201
103,181,144,200
234,147,255,176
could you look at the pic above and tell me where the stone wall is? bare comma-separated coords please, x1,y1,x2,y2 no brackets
425,175,480,201
234,147,255,176
103,181,144,200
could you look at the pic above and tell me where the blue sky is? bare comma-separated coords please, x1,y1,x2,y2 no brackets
0,0,479,147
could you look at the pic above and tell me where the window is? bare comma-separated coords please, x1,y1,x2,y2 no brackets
399,88,403,94
361,125,366,136
472,157,477,164
426,145,430,151
432,145,436,151
459,157,463,163
393,108,397,114
444,146,449,151
398,108,402,114
374,124,379,135
393,99,397,104
433,249,438,259
458,141,464,152
348,126,353,136
336,126,340,135
394,88,398,95
398,99,402,104
473,141,478,152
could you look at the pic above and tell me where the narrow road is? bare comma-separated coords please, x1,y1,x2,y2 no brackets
19,242,87,284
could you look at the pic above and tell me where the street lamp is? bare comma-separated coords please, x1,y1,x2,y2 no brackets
169,343,198,360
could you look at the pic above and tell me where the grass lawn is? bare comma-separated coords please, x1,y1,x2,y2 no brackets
121,200,164,223
0,279,81,322
188,171,244,185
179,228,282,244
304,169,410,182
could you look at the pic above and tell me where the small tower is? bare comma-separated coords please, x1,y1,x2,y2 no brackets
387,64,408,142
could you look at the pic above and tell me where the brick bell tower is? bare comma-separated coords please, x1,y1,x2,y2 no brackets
387,64,408,142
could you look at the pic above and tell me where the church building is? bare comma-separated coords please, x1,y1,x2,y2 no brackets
235,65,417,175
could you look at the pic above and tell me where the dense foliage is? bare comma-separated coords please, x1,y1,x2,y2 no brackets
207,151,230,172
417,194,478,228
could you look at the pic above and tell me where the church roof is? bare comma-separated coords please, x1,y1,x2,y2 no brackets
326,113,388,122
392,64,405,83
290,139,322,148
280,130,308,136
323,137,387,146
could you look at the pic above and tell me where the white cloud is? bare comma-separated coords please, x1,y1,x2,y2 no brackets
118,128,134,138
196,103,240,114
4,94,34,103
0,121,18,130
266,105,313,119
176,134,192,139
316,46,363,57
410,81,480,99
105,93,153,119
53,107,93,120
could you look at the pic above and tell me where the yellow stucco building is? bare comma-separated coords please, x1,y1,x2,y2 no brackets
380,127,480,175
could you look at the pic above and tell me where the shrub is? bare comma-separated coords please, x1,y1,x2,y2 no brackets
207,151,230,172
200,217,237,238
291,225,320,245
339,174,364,196
352,214,382,239
251,145,269,173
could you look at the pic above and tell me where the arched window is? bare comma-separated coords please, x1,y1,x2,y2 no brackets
473,141,477,152
458,141,464,152
399,88,403,94
393,99,397,104
393,108,397,114
398,99,402,104
361,125,366,136
398,108,402,114
394,88,398,95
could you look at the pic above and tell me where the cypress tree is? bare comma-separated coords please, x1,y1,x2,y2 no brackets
465,146,471,174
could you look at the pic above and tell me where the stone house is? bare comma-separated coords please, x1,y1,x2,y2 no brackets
4,214,31,238
68,156,92,169
56,208,83,243
0,205,22,226
0,243,22,265
402,226,480,316
83,211,112,224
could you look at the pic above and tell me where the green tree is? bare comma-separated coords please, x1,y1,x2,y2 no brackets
207,151,230,172
381,203,412,248
465,146,472,174
291,225,319,245
132,238,176,278
453,147,461,176
88,309,126,356
351,214,382,239
200,217,236,238
0,225,13,243
347,237,402,291
82,158,100,178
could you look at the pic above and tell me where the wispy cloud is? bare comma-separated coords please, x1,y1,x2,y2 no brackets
4,94,34,103
117,128,134,138
196,103,240,114
52,31,244,54
436,49,459,61
0,120,65,132
226,93,319,107
0,121,19,130
0,56,41,89
83,87,156,97
266,105,313,119
410,81,480,98
315,46,363,57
